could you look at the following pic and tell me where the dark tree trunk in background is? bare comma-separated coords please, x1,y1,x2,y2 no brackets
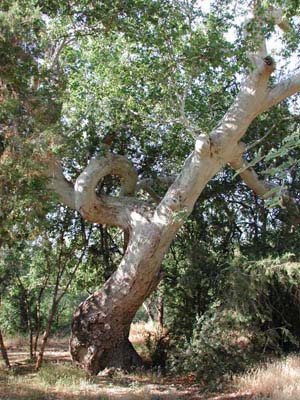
0,327,10,369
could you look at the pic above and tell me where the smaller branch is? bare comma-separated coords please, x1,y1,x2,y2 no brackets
263,73,300,112
57,229,92,304
49,37,69,70
246,124,276,151
268,5,290,32
137,175,176,203
176,74,198,138
244,1,268,59
168,61,199,138
245,3,289,65
247,117,291,151
229,156,300,223
229,156,274,198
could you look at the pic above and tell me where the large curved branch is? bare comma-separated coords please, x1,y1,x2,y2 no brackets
46,159,75,209
74,154,139,228
46,153,152,229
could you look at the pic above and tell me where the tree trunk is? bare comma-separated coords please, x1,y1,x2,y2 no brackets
35,304,56,371
25,300,34,359
34,288,45,355
34,301,41,355
157,289,164,329
0,327,11,369
70,227,172,374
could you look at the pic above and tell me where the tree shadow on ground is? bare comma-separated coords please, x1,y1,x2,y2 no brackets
0,386,187,400
0,383,257,400
0,388,103,400
200,393,255,400
1,355,256,400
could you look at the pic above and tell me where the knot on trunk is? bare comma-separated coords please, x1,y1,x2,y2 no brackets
264,55,275,68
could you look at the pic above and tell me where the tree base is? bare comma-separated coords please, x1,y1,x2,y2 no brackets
70,335,144,375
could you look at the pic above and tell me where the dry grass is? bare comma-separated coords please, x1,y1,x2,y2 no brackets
129,321,161,344
4,335,28,349
4,334,69,350
0,361,189,400
236,354,300,400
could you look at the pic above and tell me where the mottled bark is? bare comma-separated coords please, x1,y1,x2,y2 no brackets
70,227,167,372
69,56,298,374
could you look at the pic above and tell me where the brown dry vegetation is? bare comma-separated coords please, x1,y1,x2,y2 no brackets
236,354,300,400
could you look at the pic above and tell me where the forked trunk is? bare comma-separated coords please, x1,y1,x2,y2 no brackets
66,23,291,372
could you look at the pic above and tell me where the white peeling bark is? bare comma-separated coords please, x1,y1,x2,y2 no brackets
69,54,298,373
74,154,140,228
70,55,283,374
46,158,75,209
264,73,300,111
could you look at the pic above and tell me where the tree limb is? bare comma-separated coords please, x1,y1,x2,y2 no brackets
229,156,275,198
229,156,300,223
263,73,300,111
46,158,76,209
137,175,176,203
74,153,141,228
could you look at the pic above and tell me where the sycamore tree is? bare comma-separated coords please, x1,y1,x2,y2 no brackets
1,0,300,374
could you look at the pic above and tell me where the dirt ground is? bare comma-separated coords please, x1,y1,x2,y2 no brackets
0,333,254,400
0,324,254,400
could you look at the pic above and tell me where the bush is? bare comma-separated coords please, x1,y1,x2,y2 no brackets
167,254,300,381
145,329,169,371
168,304,254,381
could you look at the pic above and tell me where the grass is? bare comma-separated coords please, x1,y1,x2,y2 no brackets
38,362,96,388
0,361,187,400
236,354,300,400
5,325,291,399
0,324,178,399
4,334,28,349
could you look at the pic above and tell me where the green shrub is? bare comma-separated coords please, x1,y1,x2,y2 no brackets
145,329,169,371
168,304,254,381
168,254,300,381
